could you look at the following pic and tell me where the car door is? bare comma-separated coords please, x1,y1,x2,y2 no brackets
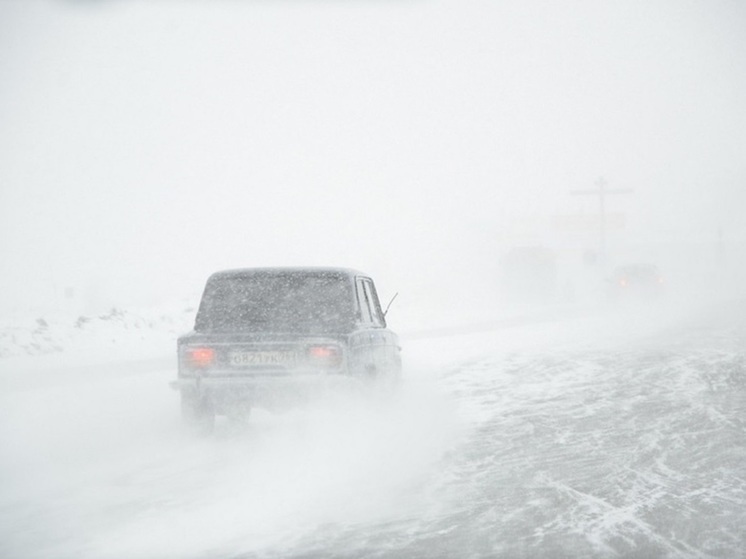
349,276,401,378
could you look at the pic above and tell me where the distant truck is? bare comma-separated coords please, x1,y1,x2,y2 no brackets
171,267,401,432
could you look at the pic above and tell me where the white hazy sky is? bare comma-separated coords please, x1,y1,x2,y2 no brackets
1,0,745,312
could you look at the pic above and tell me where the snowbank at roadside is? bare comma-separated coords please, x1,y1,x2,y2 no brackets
0,305,196,362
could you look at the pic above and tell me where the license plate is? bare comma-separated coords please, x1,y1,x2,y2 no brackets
229,350,298,367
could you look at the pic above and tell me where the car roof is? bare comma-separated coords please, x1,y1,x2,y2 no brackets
613,264,659,275
207,267,368,281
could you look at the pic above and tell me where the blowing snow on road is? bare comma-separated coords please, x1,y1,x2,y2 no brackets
1,299,745,559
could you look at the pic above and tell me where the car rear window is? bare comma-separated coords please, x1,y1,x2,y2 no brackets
195,272,356,333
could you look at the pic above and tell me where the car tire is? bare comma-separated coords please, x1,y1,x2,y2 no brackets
181,392,215,435
227,405,251,425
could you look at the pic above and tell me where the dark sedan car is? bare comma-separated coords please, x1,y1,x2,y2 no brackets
608,263,665,300
172,267,401,431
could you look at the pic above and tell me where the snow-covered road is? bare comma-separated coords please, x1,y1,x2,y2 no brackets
1,299,745,558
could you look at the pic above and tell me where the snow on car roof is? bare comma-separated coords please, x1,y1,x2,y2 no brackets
208,267,368,280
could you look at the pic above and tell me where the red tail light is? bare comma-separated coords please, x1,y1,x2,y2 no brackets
307,345,343,367
186,347,215,368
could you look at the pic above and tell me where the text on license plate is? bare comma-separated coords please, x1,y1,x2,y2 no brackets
230,350,298,367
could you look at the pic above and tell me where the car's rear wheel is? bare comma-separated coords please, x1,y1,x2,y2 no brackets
226,403,251,425
180,392,215,435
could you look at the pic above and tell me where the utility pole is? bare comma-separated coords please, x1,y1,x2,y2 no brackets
570,177,633,262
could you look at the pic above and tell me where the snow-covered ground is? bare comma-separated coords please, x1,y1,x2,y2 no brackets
1,295,744,558
0,304,195,362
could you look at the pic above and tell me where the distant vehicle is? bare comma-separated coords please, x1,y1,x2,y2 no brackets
171,267,401,432
608,263,664,300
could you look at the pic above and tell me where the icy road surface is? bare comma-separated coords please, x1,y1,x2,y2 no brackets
1,300,745,558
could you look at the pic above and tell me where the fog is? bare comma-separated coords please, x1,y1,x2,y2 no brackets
2,1,746,558
1,0,745,318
